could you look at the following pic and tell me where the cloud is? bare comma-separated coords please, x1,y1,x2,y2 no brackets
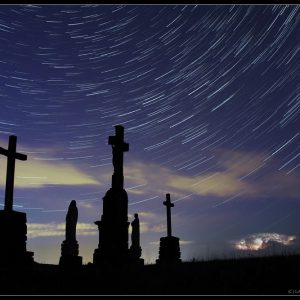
0,137,101,188
234,233,296,251
149,241,160,245
217,149,300,199
0,137,100,187
14,161,99,187
140,222,151,234
123,159,254,200
259,171,300,199
151,224,167,233
27,222,98,238
128,222,166,234
124,148,300,203
138,211,158,219
180,240,195,245
167,172,253,197
216,149,267,178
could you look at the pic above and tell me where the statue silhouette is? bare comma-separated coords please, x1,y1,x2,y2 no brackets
66,200,78,242
131,213,140,248
59,200,82,267
129,213,143,265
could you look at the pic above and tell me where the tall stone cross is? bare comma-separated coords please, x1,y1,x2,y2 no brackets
0,135,27,211
163,193,174,237
108,125,129,190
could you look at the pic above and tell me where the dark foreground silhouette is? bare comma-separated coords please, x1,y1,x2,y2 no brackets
0,254,298,295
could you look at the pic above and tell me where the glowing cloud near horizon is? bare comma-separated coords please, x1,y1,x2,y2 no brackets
235,233,296,251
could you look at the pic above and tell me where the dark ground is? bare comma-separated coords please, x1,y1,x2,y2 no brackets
0,255,299,295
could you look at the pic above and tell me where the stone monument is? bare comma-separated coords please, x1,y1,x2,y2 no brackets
0,135,34,265
129,213,144,265
156,193,181,264
59,200,82,268
93,125,131,267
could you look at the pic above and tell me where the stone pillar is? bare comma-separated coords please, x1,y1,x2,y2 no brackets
156,236,181,265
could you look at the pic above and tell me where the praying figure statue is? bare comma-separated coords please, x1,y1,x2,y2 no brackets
66,200,78,242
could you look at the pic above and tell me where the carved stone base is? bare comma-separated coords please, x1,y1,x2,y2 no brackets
61,239,79,257
0,210,34,266
93,188,130,267
59,255,82,268
130,257,144,267
156,236,181,265
93,248,130,267
59,240,82,268
129,245,142,257
129,245,144,266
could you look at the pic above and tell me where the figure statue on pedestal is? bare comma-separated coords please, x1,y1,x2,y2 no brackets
131,213,140,248
129,213,143,265
59,200,82,268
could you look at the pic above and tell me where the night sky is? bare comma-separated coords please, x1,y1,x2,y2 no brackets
0,4,299,264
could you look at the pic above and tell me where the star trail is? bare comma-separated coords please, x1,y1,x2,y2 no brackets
0,4,299,264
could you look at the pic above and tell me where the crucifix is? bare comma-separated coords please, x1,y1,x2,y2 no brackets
108,125,129,190
0,135,27,211
163,193,174,237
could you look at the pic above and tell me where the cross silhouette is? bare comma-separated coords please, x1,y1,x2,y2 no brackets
0,135,27,211
108,125,129,189
163,193,174,237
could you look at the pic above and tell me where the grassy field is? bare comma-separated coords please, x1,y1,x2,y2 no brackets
0,254,299,295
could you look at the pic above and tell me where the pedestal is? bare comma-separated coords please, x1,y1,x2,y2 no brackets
156,236,181,265
59,240,82,268
59,255,82,268
93,218,130,267
0,210,34,266
93,188,130,267
129,245,144,266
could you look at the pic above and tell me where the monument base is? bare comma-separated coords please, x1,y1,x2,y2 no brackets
93,248,131,268
59,255,82,268
59,240,82,268
129,258,144,268
93,186,130,268
0,210,34,266
156,236,181,265
129,245,144,266
61,239,79,256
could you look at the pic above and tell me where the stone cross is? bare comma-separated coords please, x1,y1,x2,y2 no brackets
108,125,129,189
163,193,174,237
0,135,27,211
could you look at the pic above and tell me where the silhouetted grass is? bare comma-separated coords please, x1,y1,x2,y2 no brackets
0,254,298,295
